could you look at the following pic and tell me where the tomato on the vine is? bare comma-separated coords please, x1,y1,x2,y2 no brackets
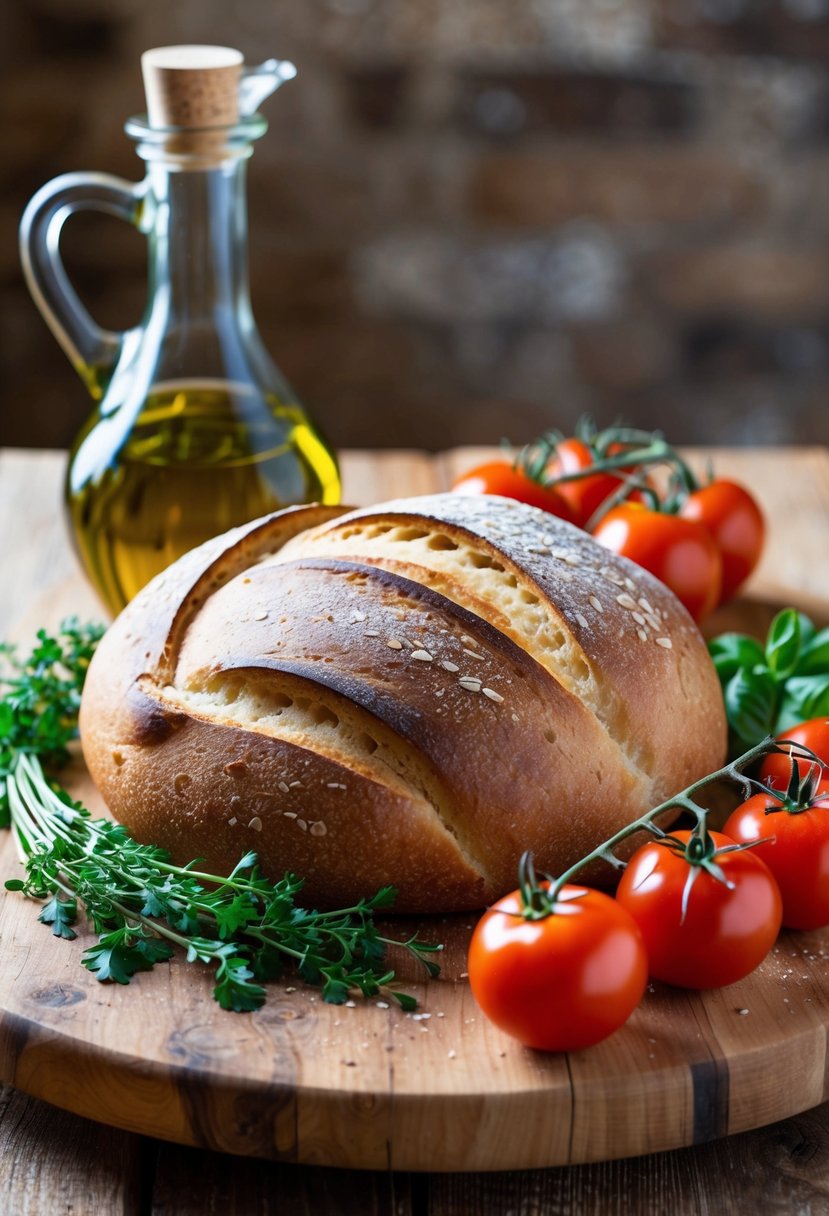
592,504,722,622
545,437,634,528
451,462,576,523
723,776,829,931
759,718,829,787
468,883,648,1051
615,830,782,989
679,480,764,603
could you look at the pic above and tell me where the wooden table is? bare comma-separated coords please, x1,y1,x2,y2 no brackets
2,445,829,1215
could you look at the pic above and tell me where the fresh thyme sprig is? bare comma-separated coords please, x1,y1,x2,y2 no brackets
0,618,104,827
1,621,441,1012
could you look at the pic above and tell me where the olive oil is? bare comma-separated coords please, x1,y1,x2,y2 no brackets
22,50,339,616
67,382,340,615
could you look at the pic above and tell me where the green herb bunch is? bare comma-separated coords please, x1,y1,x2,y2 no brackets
0,619,104,828
709,608,829,757
2,621,441,1011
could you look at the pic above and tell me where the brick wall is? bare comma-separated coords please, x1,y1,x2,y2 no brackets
3,0,829,450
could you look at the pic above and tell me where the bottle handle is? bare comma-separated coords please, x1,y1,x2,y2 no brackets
19,172,145,398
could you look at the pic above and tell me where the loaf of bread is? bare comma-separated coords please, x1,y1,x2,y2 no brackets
80,493,726,912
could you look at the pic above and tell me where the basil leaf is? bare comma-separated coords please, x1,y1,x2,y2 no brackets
765,609,801,680
796,626,829,677
707,633,765,682
725,667,778,747
797,612,817,649
777,674,829,724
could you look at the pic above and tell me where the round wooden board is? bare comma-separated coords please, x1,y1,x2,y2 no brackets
2,446,829,1172
1,769,829,1173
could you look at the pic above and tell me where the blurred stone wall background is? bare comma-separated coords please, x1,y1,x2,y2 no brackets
3,0,829,451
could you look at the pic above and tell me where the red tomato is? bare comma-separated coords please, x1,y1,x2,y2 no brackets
723,785,829,930
451,462,576,523
615,830,782,988
679,480,765,603
759,719,829,787
546,438,632,528
591,504,722,622
467,885,648,1051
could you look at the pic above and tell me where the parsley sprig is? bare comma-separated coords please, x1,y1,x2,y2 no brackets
2,621,441,1011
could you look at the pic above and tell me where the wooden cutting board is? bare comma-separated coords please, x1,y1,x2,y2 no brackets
1,445,829,1173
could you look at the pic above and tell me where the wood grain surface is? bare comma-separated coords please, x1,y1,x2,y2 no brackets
1,447,829,1179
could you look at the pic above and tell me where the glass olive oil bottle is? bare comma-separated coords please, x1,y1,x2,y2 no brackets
21,48,340,615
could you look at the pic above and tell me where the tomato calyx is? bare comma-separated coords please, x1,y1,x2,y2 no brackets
515,850,587,920
758,754,828,816
517,850,553,919
655,826,770,922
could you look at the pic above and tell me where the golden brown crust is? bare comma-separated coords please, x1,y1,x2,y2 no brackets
80,493,727,912
277,494,723,802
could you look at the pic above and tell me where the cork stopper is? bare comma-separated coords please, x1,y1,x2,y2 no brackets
141,45,244,130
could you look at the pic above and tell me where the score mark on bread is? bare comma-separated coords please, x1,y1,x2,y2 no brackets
80,495,726,912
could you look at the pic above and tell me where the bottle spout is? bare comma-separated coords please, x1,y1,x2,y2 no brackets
239,59,297,117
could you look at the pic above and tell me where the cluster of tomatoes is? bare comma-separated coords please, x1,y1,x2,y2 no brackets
452,426,765,622
468,722,829,1053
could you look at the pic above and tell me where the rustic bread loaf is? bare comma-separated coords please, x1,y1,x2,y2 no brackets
80,494,726,912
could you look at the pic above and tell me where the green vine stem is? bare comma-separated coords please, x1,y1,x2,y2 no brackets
515,427,700,500
523,737,822,915
581,471,662,532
